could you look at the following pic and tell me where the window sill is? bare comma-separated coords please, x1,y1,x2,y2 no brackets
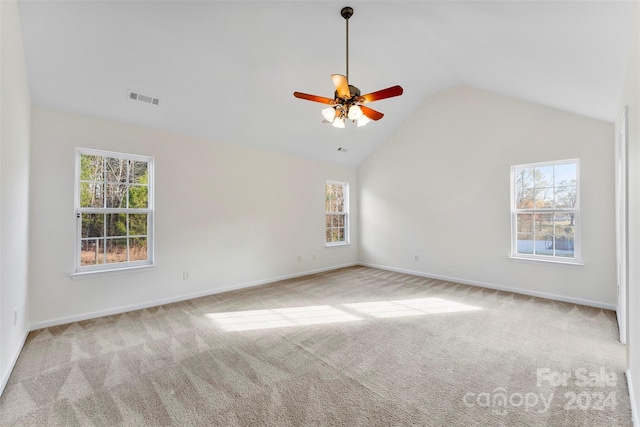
508,255,584,267
70,264,156,280
325,242,351,248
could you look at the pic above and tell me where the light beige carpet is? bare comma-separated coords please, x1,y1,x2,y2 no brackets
0,266,632,426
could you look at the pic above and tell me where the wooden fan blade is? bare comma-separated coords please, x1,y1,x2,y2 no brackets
360,105,384,121
331,74,351,99
293,92,335,105
360,85,404,103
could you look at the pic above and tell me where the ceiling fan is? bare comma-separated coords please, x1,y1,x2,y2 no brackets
293,6,403,128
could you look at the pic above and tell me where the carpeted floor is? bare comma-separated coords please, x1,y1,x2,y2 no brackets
0,266,632,426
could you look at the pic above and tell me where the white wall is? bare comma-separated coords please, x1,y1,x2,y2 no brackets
617,1,640,423
0,0,31,393
29,107,358,327
359,86,616,307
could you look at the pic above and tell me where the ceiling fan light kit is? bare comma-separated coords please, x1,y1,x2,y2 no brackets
293,6,403,128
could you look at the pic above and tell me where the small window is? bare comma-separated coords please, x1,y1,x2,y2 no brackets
511,159,579,262
326,181,349,245
75,148,154,273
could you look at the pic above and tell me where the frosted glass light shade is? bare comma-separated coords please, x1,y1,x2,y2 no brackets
347,105,363,120
322,107,336,122
332,117,346,128
357,115,371,127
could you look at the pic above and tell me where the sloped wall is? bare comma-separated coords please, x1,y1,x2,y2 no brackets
359,85,615,307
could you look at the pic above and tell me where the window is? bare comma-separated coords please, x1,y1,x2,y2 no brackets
326,181,349,245
511,159,579,262
74,148,154,273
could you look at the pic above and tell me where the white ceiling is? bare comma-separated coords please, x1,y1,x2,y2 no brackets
17,1,633,167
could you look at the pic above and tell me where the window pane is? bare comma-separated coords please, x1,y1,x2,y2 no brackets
82,213,104,237
81,239,104,266
129,160,148,184
128,185,148,208
554,235,575,258
106,239,127,263
534,188,553,209
331,192,339,212
516,214,533,233
80,182,104,208
129,214,147,236
105,157,127,183
515,168,534,190
106,213,127,237
554,213,575,232
516,233,534,254
555,186,576,209
129,237,147,261
333,185,343,201
535,213,554,236
80,154,104,181
534,166,553,187
554,213,575,258
326,184,344,213
554,163,576,185
325,182,348,244
516,187,534,209
539,234,554,255
331,228,344,242
326,186,334,212
106,183,127,208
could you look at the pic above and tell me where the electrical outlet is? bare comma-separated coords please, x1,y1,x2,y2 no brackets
183,271,190,280
414,255,420,262
312,254,316,261
297,256,302,263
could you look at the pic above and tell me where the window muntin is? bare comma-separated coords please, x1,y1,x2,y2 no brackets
75,149,154,272
511,159,579,262
326,181,349,245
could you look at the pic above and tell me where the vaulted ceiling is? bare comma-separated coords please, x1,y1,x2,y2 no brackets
17,1,633,166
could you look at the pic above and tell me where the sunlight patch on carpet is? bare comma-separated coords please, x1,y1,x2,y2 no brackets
205,305,362,331
206,298,480,331
343,297,481,318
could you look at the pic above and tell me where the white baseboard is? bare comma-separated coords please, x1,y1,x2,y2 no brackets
629,370,639,427
30,263,358,330
359,263,616,311
0,328,29,398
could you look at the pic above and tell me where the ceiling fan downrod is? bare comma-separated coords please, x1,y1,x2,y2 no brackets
341,7,353,82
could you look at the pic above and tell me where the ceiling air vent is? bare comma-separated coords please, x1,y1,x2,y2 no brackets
128,90,160,106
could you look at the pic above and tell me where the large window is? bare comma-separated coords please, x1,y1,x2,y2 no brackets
511,159,579,262
326,181,349,245
75,148,154,273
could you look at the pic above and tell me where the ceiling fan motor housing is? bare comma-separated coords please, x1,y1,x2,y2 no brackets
334,85,361,101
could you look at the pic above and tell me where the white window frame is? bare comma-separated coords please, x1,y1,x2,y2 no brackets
73,148,155,276
510,159,581,264
326,181,350,246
